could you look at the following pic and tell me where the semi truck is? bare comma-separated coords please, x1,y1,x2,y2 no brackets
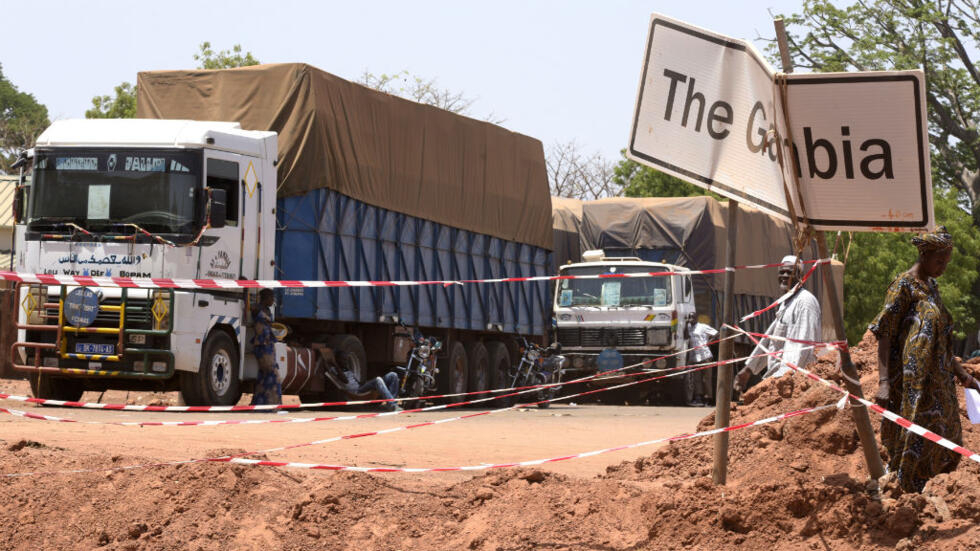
10,63,553,405
550,196,844,404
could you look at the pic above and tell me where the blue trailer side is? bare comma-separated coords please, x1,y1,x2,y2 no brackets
276,188,551,338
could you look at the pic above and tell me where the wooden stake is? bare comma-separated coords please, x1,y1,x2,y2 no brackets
712,199,738,485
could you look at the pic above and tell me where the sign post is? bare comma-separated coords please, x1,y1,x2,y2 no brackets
627,13,926,484
773,17,885,481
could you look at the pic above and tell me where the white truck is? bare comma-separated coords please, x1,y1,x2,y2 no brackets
8,64,554,405
553,250,698,404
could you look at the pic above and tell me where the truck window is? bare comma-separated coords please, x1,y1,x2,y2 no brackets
207,159,239,226
557,265,672,307
684,276,692,300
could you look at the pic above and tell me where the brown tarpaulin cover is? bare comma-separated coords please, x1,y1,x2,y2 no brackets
136,63,552,250
555,196,844,336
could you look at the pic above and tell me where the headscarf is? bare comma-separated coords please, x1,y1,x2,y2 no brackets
912,226,953,254
780,255,803,273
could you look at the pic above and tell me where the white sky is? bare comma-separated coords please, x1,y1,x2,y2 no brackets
1,0,804,161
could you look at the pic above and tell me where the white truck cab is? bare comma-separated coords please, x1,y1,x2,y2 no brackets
553,250,697,401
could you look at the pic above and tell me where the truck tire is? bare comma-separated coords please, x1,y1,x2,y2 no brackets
486,341,511,406
465,342,489,404
29,374,84,403
330,334,367,384
182,331,242,406
440,341,468,402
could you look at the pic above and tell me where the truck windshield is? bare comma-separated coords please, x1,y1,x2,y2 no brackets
556,265,673,307
28,149,203,236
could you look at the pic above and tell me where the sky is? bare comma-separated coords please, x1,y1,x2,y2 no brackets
0,0,805,162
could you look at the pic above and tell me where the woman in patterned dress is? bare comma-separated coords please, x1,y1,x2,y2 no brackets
869,226,980,493
250,289,282,406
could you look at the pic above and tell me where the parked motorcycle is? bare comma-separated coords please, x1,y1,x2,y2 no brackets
509,338,565,408
393,322,442,408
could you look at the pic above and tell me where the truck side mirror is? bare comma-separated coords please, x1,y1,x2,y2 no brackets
208,188,227,229
12,185,24,224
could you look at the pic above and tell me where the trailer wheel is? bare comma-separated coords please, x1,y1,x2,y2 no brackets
486,342,511,406
330,334,367,384
29,374,84,403
440,341,468,402
465,342,489,403
182,331,241,406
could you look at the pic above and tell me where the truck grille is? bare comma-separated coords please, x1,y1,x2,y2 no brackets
46,296,154,330
558,327,647,347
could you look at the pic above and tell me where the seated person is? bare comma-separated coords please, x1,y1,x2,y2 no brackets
329,352,402,412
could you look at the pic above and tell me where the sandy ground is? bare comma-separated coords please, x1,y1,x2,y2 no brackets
2,334,980,550
0,378,710,480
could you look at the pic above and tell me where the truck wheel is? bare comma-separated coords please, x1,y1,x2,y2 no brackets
182,331,241,406
330,334,367,384
440,341,468,402
29,374,84,403
465,342,489,406
486,342,511,406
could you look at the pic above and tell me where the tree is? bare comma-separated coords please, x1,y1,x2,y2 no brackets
546,140,617,200
841,189,980,343
86,42,260,120
193,41,260,70
358,70,504,124
613,151,721,199
0,64,49,173
85,82,137,119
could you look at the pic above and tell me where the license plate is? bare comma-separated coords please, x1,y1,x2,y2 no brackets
76,343,114,355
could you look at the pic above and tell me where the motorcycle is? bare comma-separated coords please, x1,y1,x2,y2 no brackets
509,338,565,408
393,322,442,408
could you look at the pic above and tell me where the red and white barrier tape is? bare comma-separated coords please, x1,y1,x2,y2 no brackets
735,331,847,352
0,333,739,412
730,325,980,465
0,349,780,428
0,259,830,290
2,398,836,477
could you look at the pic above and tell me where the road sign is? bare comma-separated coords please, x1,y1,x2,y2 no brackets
628,14,933,232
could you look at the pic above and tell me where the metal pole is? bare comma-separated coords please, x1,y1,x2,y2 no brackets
712,199,737,485
775,18,885,480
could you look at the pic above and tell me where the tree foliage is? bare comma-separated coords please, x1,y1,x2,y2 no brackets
0,64,49,173
193,42,260,70
87,42,260,120
842,189,980,343
85,82,137,119
613,151,721,199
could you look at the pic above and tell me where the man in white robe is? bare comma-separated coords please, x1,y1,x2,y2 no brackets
735,255,821,391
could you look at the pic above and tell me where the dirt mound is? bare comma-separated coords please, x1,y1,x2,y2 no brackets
1,331,978,550
603,330,980,549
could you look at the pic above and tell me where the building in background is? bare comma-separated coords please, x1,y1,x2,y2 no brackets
0,176,15,271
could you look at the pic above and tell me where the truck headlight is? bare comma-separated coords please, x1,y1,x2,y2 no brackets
646,327,671,346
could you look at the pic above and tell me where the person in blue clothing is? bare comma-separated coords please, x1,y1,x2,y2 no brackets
250,289,282,405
